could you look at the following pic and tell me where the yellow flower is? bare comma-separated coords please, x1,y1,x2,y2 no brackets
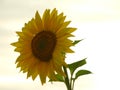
11,8,76,84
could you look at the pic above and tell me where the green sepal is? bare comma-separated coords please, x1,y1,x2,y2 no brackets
49,74,64,82
68,58,87,75
72,39,83,46
74,70,92,80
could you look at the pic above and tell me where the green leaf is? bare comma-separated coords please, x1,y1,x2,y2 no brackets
49,74,64,82
72,39,83,46
75,70,92,80
68,58,87,75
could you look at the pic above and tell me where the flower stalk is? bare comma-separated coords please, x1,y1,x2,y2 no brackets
63,66,72,90
62,58,92,90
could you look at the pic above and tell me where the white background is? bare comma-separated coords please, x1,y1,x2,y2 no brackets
0,0,120,90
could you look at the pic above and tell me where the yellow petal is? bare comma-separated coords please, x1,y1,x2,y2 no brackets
42,9,50,30
35,11,44,31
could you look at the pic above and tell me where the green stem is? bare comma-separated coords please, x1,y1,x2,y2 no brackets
70,75,73,90
70,73,74,90
63,66,71,90
71,79,75,90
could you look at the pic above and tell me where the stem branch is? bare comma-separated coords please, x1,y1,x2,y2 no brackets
63,66,71,90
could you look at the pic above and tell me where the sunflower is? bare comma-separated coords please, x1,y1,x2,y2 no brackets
11,8,76,84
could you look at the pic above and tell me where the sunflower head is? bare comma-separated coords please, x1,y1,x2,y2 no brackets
11,8,76,85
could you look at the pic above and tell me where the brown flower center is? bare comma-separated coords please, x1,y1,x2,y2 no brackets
31,31,57,62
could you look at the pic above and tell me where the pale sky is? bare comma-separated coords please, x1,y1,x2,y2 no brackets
1,0,120,90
